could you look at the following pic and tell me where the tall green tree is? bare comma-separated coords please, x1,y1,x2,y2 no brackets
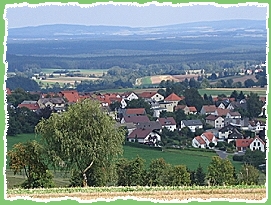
147,158,170,186
206,156,236,186
183,88,203,112
246,92,264,118
195,164,206,186
8,141,54,189
35,99,125,187
167,165,191,186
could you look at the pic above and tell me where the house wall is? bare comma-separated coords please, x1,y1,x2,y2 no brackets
151,93,164,102
192,138,206,148
215,117,224,128
159,103,174,112
249,138,265,152
164,124,176,132
126,93,138,101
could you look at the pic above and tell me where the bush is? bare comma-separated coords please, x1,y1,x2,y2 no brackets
233,155,244,161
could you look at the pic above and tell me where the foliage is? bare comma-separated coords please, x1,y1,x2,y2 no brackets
35,99,125,187
206,156,236,186
6,76,40,92
167,165,191,186
246,92,264,118
7,88,40,107
243,149,266,168
183,88,204,111
7,141,54,189
238,164,260,185
195,164,206,186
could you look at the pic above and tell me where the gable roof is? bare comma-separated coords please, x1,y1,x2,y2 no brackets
164,93,183,102
195,136,206,145
251,136,266,146
206,115,219,121
18,102,40,111
158,117,177,126
216,108,231,117
39,97,65,104
228,111,241,116
202,132,215,142
136,121,162,130
127,128,153,139
123,116,150,124
182,119,203,126
125,108,146,115
218,124,238,132
139,92,158,99
236,138,254,148
201,105,217,113
59,90,80,103
189,106,197,112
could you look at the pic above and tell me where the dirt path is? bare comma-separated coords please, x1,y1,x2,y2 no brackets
7,188,266,201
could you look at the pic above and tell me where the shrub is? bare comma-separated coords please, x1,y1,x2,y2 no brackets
233,155,244,161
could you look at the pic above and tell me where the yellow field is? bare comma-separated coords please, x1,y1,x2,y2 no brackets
7,187,266,201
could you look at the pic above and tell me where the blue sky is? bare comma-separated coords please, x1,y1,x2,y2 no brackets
5,2,268,28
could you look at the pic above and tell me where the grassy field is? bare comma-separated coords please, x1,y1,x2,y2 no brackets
198,88,267,97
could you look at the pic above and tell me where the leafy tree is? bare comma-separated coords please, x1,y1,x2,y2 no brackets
7,141,54,189
230,90,239,101
147,158,170,186
35,99,125,187
257,76,267,88
195,164,206,186
127,98,153,116
243,149,266,168
206,156,236,186
167,165,191,186
238,164,260,185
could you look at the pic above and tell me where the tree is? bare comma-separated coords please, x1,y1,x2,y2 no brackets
167,165,191,186
183,88,203,112
195,164,206,186
243,149,266,168
35,99,125,187
244,79,255,88
238,164,260,185
246,92,264,118
147,158,170,186
230,90,239,101
7,141,54,189
206,156,236,186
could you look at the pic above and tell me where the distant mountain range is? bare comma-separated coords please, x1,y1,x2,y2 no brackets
8,19,266,41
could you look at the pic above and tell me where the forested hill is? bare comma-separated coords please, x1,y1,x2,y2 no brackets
8,19,266,41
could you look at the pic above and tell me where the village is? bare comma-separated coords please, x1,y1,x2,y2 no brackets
7,85,266,155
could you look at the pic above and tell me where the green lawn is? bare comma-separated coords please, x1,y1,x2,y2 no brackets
140,76,152,85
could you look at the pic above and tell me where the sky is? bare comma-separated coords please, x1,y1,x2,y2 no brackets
5,2,268,29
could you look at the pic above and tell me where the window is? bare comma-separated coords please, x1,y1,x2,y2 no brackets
258,142,260,146
254,142,256,146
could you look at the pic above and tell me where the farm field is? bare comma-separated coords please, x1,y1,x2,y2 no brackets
7,186,266,201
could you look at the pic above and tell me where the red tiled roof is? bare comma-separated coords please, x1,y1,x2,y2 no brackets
127,128,153,139
126,108,146,115
189,106,197,112
158,117,176,126
202,105,217,113
202,132,215,142
18,103,40,111
60,90,79,103
164,93,183,102
216,108,230,117
195,136,206,145
236,138,253,148
139,92,157,99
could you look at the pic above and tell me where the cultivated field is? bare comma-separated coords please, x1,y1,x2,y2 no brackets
6,186,266,201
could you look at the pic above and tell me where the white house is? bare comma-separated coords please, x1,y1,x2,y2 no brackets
180,120,203,132
157,117,177,131
205,115,224,129
192,132,217,149
249,136,266,152
127,128,161,146
139,92,164,102
122,92,139,101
